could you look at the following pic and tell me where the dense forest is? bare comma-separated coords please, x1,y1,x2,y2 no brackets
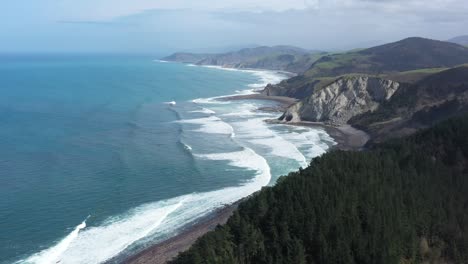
170,115,468,264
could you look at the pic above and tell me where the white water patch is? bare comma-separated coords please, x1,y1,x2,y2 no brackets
132,147,271,254
196,64,289,95
182,142,193,151
219,103,261,117
192,97,230,105
190,69,287,105
21,146,270,264
189,108,216,114
200,65,289,88
274,127,336,160
231,117,308,168
19,61,334,264
196,147,270,186
177,116,234,135
20,200,184,264
20,217,89,264
247,70,289,89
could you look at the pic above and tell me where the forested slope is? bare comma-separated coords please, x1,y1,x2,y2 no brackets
171,115,468,264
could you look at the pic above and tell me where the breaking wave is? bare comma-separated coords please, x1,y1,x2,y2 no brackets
20,217,89,264
176,116,234,135
19,61,332,264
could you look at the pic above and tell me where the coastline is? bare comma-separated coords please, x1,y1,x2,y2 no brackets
221,93,370,151
125,203,239,264
124,91,370,264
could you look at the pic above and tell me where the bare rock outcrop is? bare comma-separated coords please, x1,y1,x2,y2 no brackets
279,76,400,125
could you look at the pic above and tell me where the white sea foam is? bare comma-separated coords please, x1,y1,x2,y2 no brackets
182,142,193,151
190,68,288,105
20,201,184,264
220,103,259,117
21,146,270,264
177,116,234,135
231,116,308,167
194,64,289,95
189,108,216,114
196,147,271,188
274,128,336,160
21,62,332,264
21,217,89,264
247,70,289,89
192,97,229,105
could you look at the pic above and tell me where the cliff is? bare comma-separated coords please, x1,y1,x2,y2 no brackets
262,37,468,99
350,65,468,142
170,115,468,264
279,76,400,125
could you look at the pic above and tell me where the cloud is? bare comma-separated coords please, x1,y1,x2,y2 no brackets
0,0,467,53
57,20,115,25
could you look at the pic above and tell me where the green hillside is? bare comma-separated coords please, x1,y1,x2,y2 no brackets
265,38,468,98
163,46,324,74
351,65,468,142
307,37,468,78
171,115,468,264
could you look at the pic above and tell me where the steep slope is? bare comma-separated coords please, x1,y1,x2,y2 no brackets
309,37,468,77
171,115,468,264
448,35,468,46
351,66,468,142
162,46,323,73
162,53,210,64
263,37,468,98
278,76,400,124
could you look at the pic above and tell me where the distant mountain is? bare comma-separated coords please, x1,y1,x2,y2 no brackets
268,38,468,142
162,46,324,74
167,37,468,264
306,37,468,78
274,65,468,142
263,37,468,99
448,35,468,46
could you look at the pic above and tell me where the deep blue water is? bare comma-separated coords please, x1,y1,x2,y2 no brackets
0,55,335,264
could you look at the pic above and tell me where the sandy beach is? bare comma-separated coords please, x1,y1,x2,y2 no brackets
124,93,370,264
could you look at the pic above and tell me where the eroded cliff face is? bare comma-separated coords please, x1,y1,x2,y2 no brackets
279,76,400,125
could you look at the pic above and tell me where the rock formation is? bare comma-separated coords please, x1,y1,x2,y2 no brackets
279,76,400,125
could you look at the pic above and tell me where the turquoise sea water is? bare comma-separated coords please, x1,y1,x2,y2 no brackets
0,55,335,264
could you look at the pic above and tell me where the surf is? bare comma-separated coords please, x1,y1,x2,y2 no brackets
20,216,90,264
13,60,334,264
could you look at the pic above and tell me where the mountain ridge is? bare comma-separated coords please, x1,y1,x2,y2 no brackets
448,35,468,46
263,37,468,99
162,45,324,74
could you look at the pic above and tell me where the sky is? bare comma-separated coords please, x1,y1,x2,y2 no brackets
1,0,467,54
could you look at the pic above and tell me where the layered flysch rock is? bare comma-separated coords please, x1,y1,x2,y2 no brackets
279,76,400,125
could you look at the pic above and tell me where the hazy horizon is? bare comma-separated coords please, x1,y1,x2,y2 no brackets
2,0,468,54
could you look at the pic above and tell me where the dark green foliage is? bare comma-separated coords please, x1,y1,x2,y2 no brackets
171,115,468,264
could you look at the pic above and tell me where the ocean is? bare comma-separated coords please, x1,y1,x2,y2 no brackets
0,55,335,264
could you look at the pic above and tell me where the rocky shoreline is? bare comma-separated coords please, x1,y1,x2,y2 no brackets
124,93,370,264
125,203,239,264
223,93,370,150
